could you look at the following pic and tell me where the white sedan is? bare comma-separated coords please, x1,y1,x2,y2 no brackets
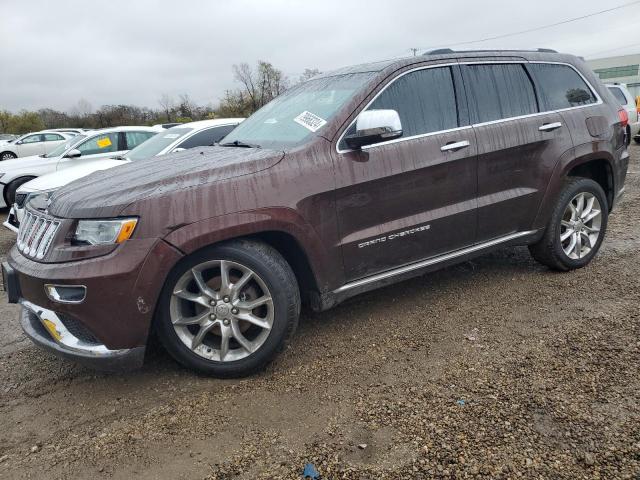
0,131,73,160
4,118,243,232
0,126,159,209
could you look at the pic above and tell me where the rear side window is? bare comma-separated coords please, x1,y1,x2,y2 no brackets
528,63,597,110
608,86,627,106
462,64,538,123
125,131,156,150
43,133,64,141
177,125,237,149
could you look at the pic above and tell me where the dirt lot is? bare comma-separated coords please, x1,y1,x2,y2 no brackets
0,146,639,480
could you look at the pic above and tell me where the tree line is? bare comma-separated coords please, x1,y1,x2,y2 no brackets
0,62,320,135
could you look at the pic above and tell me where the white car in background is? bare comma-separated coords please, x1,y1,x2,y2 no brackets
4,118,243,232
0,131,73,159
606,83,640,145
0,126,159,209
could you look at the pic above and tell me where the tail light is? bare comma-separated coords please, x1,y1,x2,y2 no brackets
618,108,628,127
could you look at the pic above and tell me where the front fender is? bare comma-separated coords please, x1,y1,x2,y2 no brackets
162,207,342,293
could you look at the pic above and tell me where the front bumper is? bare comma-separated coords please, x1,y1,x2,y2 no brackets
20,300,145,371
3,206,19,233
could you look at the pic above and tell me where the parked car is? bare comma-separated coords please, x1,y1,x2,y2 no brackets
4,119,243,231
606,83,640,144
43,128,91,136
3,50,629,377
0,131,73,160
0,126,158,207
0,134,17,142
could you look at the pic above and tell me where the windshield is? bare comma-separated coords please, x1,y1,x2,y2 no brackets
45,134,87,158
126,127,193,161
222,72,375,149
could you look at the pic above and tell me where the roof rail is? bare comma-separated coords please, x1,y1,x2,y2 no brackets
423,48,558,56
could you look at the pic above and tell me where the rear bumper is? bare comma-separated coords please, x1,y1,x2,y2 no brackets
20,300,145,371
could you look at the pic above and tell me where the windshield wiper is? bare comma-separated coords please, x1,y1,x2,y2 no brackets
219,140,261,148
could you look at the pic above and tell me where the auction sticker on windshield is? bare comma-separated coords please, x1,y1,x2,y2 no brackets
293,111,327,132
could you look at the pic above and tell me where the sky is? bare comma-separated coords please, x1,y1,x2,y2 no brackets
1,0,639,113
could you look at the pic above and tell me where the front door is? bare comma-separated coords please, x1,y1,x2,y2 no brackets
16,134,45,157
460,62,574,241
333,65,478,281
56,132,123,170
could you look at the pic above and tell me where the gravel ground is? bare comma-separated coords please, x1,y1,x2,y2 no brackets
0,146,639,480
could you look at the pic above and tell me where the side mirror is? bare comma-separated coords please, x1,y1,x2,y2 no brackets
65,149,81,158
172,147,186,153
344,109,403,150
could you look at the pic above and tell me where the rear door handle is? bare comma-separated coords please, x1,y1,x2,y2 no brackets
539,122,562,132
440,140,470,152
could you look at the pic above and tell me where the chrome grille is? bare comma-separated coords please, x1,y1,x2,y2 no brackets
17,211,60,260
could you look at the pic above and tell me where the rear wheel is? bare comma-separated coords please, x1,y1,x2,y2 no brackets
529,177,608,271
0,151,16,161
156,239,300,377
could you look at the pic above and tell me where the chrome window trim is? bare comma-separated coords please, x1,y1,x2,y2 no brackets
335,60,602,154
334,230,537,293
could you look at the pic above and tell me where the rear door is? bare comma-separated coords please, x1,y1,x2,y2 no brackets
42,133,67,154
334,65,478,281
461,62,573,241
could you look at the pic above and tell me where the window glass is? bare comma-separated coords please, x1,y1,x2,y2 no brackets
43,133,64,141
463,64,538,123
125,131,156,150
529,63,597,110
127,128,193,161
607,86,627,105
77,132,119,155
340,67,459,148
177,125,237,149
22,135,42,144
222,72,375,149
45,135,87,158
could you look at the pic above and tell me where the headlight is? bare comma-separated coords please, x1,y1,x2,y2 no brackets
25,190,55,210
73,218,138,245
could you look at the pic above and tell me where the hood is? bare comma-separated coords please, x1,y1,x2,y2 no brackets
0,154,55,173
49,146,284,219
17,159,128,193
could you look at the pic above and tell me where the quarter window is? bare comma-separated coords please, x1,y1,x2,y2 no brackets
528,63,597,110
462,64,538,123
607,86,627,106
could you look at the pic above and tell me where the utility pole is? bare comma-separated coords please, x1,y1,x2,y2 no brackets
409,48,419,56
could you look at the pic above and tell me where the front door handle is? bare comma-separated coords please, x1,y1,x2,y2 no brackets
539,122,562,132
440,140,470,152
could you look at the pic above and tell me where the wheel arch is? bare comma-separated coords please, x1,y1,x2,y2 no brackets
161,208,342,307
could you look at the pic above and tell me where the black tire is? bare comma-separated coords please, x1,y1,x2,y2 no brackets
529,177,608,271
626,126,631,146
634,137,640,145
4,176,36,206
155,239,300,377
0,151,17,161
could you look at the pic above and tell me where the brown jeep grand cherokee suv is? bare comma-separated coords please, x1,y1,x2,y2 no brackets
3,50,629,377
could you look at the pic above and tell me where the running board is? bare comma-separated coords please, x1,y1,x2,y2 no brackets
334,230,538,294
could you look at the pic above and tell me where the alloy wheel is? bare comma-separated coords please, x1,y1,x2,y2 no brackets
559,192,602,260
169,260,274,362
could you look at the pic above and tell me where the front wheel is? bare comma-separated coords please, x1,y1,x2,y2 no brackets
529,177,608,271
155,239,300,377
0,151,17,161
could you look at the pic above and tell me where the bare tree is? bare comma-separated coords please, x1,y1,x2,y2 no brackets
158,93,175,122
298,68,321,83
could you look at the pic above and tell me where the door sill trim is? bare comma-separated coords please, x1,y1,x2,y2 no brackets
334,230,537,293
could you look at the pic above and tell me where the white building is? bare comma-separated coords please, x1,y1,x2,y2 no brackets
587,53,640,99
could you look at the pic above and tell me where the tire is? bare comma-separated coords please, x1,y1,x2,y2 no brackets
626,126,631,146
155,239,300,377
529,177,608,271
0,151,17,161
4,176,35,206
634,137,640,145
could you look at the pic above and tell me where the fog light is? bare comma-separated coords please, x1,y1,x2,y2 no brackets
44,284,86,304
